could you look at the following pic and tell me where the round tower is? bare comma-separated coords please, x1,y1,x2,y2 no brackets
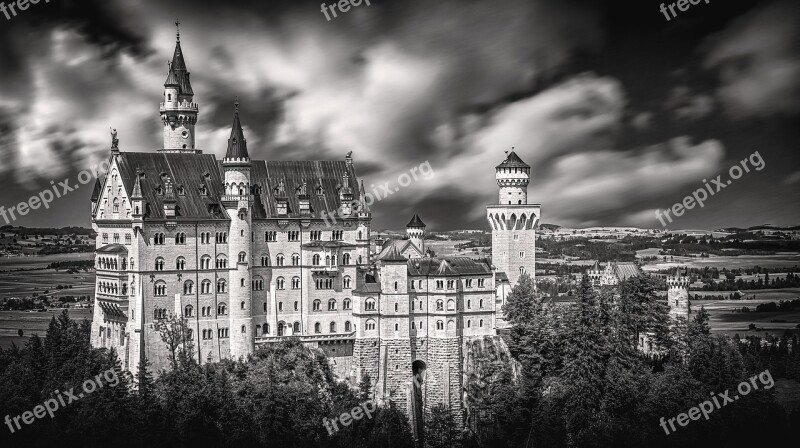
222,100,254,359
495,149,530,205
406,214,426,252
160,21,199,152
667,268,691,320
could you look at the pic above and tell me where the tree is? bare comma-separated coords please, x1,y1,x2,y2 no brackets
425,403,459,448
153,312,195,371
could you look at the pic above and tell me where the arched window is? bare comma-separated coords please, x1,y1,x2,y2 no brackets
293,322,300,334
112,198,119,213
312,254,320,265
447,299,455,311
277,321,286,336
395,323,399,331
276,277,285,290
479,299,484,308
263,323,270,335
153,281,166,296
291,276,300,289
155,257,165,271
240,301,246,310
121,284,127,295
184,305,193,317
238,252,247,263
217,279,227,293
365,298,376,311
176,257,186,270
241,325,246,333
436,299,444,311
343,276,352,289
330,322,336,333
217,303,227,315
479,319,484,327
343,253,351,265
313,299,321,311
216,255,228,269
394,281,398,291
252,276,264,291
292,254,300,266
175,232,186,244
365,319,376,330
183,280,194,295
261,255,270,266
314,322,321,333
201,255,211,270
328,299,336,311
201,280,211,294
343,298,351,310
276,254,284,266
344,321,351,332
436,320,444,330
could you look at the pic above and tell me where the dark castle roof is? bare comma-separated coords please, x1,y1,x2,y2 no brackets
496,151,529,169
164,40,194,96
225,104,249,160
406,213,426,228
406,257,492,277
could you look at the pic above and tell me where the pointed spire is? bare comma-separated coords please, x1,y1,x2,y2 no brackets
131,171,143,199
224,99,250,161
358,180,371,214
175,18,181,43
406,213,426,228
91,174,103,202
164,20,193,95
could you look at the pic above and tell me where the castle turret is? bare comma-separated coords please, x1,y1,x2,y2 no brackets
160,21,199,152
406,214,426,253
495,150,530,205
667,268,691,320
221,100,254,359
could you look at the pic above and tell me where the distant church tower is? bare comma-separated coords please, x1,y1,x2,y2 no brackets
406,214,426,253
667,268,691,320
222,100,254,359
160,21,199,152
486,150,540,287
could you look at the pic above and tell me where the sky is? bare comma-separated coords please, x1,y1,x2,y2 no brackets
0,0,798,232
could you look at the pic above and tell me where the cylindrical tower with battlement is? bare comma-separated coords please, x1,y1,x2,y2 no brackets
667,268,691,320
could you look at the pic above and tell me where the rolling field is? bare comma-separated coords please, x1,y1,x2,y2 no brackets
0,308,93,349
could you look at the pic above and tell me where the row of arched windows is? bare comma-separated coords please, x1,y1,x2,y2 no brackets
312,321,352,333
311,298,352,311
97,257,124,270
98,281,126,295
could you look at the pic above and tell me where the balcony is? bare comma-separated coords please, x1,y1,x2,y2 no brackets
311,265,339,274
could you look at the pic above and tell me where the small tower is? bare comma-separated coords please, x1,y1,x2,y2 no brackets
486,150,540,288
160,20,199,152
221,99,254,359
356,180,372,265
667,268,691,320
406,214,426,253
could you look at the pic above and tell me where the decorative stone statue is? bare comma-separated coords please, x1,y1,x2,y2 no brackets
110,128,119,148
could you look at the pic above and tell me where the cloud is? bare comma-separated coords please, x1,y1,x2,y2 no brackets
630,112,653,130
703,0,800,119
666,86,714,121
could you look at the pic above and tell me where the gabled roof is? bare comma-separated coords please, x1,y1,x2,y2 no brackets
91,176,103,202
96,244,128,254
378,239,422,260
379,243,407,262
406,257,492,277
496,151,530,169
406,213,426,228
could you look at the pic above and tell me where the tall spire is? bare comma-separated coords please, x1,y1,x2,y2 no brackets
225,99,250,161
175,18,180,43
164,20,192,95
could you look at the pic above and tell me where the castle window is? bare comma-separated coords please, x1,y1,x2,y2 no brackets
261,256,270,266
263,323,269,335
175,232,186,244
265,231,277,242
436,300,443,311
479,299,484,308
478,279,485,288
447,300,455,311
394,303,398,312
216,255,228,269
153,308,167,319
394,281,398,291
113,233,120,243
328,299,336,311
412,321,415,329
395,323,399,331
290,276,300,289
277,322,286,336
252,277,264,291
343,298,351,310
513,234,519,241
343,276,352,289
345,321,351,332
447,280,454,289
176,257,186,270
218,303,227,315
436,280,444,289
365,298,376,311
330,322,336,333
365,319,376,331
276,277,285,290
241,325,246,334
294,301,298,311
184,305,193,317
155,257,165,271
238,252,247,263
314,322,321,333
263,303,267,312
467,320,471,328
183,281,193,295
276,254,284,266
292,254,300,266
125,234,131,245
519,251,525,258
217,279,227,293
201,280,211,294
467,300,471,309
201,255,211,270
288,231,299,242
436,320,444,330
313,300,321,311
112,198,119,213
153,233,165,245
332,230,343,240
313,254,320,266
520,267,525,275
311,231,321,241
279,302,283,311
479,319,484,327
241,301,246,310
153,282,166,297
293,322,300,334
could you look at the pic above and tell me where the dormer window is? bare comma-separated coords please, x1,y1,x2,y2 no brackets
315,185,324,196
177,185,185,195
199,185,208,195
155,185,163,196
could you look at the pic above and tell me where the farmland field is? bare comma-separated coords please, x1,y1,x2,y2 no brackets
0,308,93,349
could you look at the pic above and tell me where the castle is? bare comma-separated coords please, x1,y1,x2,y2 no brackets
89,28,538,441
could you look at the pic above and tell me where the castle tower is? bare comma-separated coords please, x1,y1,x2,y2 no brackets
667,268,691,320
377,245,413,406
222,100,254,359
356,180,372,265
160,21,199,152
406,214,426,253
486,150,540,287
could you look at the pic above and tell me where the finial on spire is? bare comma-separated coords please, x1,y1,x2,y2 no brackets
234,96,239,114
175,18,181,42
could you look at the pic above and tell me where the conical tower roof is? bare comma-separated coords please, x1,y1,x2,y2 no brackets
163,23,193,96
496,151,529,169
225,100,250,160
406,213,426,228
